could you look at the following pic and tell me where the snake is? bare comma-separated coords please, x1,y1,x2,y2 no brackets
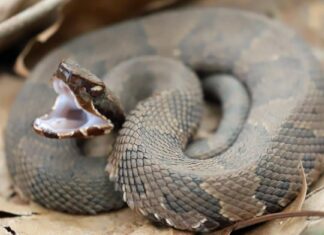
5,8,324,232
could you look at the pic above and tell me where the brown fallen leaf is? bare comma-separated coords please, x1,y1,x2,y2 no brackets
0,0,36,22
0,0,67,51
300,219,324,235
0,74,23,199
0,0,24,22
14,7,64,77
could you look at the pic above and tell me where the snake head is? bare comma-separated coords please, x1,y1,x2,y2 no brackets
33,58,125,139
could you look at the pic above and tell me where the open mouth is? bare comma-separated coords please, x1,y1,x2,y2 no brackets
33,78,113,138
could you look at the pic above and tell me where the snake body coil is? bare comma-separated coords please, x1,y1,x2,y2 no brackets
5,8,324,232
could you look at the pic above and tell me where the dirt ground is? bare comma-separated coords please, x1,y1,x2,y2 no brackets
1,0,324,234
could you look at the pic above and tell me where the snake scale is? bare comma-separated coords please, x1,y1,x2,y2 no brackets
5,8,324,232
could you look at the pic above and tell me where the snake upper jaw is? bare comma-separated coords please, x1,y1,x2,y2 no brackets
33,77,114,139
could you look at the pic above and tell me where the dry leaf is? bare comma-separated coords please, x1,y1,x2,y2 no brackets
0,0,37,22
14,10,64,76
0,0,67,51
0,0,25,22
0,74,23,199
300,219,324,235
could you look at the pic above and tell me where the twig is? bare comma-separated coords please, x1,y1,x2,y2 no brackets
0,0,67,49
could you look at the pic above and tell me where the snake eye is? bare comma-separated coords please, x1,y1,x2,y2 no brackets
90,85,104,97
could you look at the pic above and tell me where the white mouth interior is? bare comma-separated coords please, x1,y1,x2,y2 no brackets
34,79,110,136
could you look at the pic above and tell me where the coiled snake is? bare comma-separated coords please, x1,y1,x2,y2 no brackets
5,8,324,232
